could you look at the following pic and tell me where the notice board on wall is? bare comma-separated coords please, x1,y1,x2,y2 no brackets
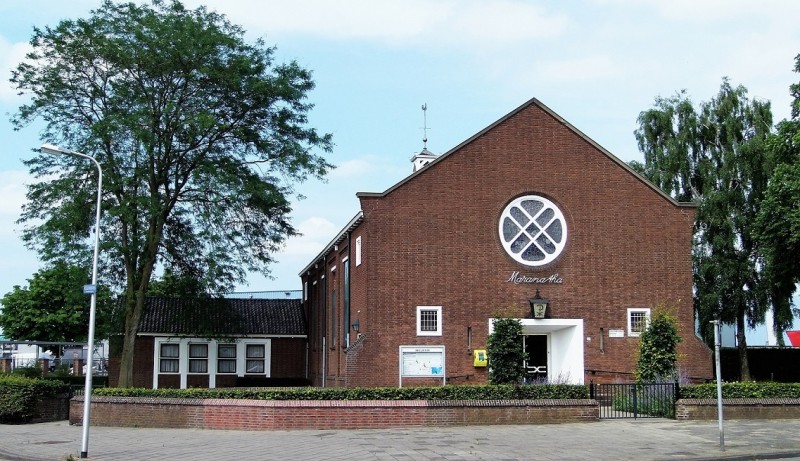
398,345,445,386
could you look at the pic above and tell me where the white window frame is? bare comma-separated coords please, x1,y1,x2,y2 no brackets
188,342,209,374
355,236,362,266
216,343,237,374
245,343,267,374
627,308,651,337
158,342,180,374
152,337,271,389
416,306,443,336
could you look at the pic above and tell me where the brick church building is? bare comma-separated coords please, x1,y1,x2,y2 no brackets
300,98,713,388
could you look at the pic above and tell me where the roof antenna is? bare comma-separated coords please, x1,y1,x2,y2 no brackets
421,103,428,149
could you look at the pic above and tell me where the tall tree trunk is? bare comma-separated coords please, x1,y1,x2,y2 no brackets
736,310,751,381
116,228,162,388
117,292,146,388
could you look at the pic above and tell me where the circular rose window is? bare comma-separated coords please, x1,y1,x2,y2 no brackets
499,195,567,266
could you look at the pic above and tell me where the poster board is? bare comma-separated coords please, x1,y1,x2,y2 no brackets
398,345,445,387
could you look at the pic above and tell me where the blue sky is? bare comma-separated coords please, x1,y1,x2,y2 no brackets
1,1,799,340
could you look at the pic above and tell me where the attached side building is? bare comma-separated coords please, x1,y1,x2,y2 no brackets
108,297,307,388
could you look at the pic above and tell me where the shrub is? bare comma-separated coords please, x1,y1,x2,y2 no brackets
635,306,681,383
487,317,526,385
10,365,43,379
0,376,70,423
92,383,589,400
43,375,109,389
680,382,800,399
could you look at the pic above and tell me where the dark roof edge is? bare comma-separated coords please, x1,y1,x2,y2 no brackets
355,97,695,208
136,332,307,338
299,211,364,277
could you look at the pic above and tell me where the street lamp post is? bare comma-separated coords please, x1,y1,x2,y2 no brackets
40,144,102,459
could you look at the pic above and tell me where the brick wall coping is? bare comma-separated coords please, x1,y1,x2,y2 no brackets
77,396,595,408
71,396,599,430
678,398,800,406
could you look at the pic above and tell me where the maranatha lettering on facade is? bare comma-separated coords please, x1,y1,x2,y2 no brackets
506,271,564,285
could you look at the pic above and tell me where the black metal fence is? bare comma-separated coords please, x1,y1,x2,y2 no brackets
590,381,679,419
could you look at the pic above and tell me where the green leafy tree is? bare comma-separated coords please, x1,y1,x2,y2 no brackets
0,262,112,342
10,0,333,387
634,78,774,381
635,307,681,383
753,55,800,338
487,317,526,385
146,269,210,299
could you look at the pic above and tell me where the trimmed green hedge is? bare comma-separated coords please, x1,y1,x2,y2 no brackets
43,375,109,388
681,382,800,399
93,384,589,400
0,376,70,423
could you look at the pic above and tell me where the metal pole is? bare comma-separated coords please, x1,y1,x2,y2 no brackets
712,319,724,450
40,144,102,459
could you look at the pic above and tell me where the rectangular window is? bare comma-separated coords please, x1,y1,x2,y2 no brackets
246,344,265,374
188,343,208,374
330,289,337,348
159,343,179,373
217,344,237,374
355,236,362,266
417,306,443,336
343,258,350,348
628,308,651,337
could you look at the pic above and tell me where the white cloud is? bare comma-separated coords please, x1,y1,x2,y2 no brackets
185,0,568,49
280,216,339,258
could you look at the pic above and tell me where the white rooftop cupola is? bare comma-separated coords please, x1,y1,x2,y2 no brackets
411,103,438,172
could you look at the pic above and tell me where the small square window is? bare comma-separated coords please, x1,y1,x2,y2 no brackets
628,308,651,337
417,306,442,336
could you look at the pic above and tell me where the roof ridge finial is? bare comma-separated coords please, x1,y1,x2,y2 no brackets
421,103,428,149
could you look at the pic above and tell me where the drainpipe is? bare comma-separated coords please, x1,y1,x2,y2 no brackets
322,336,327,388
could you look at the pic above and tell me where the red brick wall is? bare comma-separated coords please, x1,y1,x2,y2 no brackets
158,375,180,389
187,375,209,388
305,100,712,388
107,336,155,388
676,399,800,420
32,394,71,423
271,338,305,378
134,337,155,388
71,396,598,430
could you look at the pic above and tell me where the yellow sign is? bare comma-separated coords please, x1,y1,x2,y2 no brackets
473,349,487,367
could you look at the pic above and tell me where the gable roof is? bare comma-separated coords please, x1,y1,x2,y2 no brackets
300,97,695,277
138,297,306,337
357,97,693,208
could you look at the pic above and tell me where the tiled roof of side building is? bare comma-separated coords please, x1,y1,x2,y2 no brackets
138,297,306,337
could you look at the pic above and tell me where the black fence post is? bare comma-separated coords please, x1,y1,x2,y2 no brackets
589,380,594,400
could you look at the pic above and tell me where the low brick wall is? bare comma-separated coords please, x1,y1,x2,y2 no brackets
31,394,71,423
70,397,598,430
676,399,800,420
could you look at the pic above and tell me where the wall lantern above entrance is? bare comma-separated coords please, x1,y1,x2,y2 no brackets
529,289,549,319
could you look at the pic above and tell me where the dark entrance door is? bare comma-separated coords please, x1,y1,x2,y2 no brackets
523,334,547,382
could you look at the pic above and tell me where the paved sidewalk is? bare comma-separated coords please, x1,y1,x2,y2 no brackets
1,419,800,461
